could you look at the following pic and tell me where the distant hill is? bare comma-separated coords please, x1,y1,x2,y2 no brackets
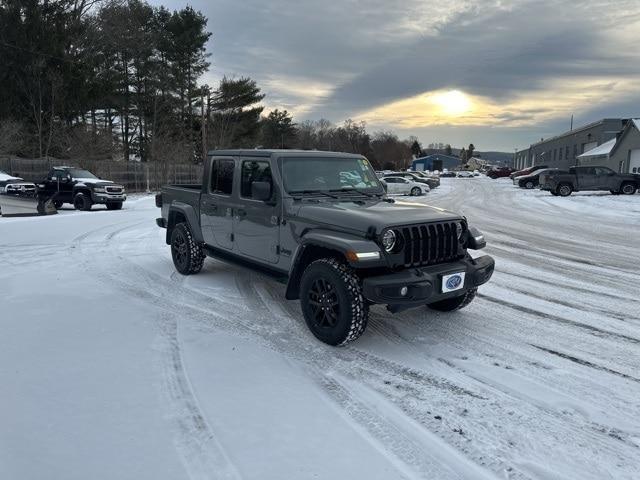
420,148,514,166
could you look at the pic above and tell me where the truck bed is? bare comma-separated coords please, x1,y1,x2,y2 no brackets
160,184,202,215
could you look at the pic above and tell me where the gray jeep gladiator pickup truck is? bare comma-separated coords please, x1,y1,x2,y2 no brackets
541,166,639,196
156,150,494,346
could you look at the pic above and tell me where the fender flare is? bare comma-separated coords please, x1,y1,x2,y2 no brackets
285,229,383,300
166,202,204,244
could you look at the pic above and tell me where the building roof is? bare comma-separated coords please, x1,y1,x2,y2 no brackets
577,138,616,158
609,119,640,157
530,118,623,148
412,154,459,162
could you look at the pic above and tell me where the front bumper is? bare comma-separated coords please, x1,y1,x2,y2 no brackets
93,193,127,204
362,254,494,308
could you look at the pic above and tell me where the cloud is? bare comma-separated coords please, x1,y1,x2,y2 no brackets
156,0,640,150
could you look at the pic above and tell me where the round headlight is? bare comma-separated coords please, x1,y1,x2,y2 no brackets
382,229,396,252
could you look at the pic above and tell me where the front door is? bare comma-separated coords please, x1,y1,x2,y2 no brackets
594,167,616,190
630,149,640,174
201,157,235,250
234,159,279,264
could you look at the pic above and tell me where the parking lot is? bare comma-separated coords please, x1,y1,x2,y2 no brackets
1,178,639,480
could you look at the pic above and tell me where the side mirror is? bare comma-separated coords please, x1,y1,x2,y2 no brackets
251,181,272,202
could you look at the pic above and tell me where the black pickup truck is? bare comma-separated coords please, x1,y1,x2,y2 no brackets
37,166,127,210
156,150,494,346
541,166,639,196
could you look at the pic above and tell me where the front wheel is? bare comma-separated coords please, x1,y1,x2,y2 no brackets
73,192,93,211
427,288,477,312
524,180,535,189
410,186,422,196
300,258,369,346
171,223,205,275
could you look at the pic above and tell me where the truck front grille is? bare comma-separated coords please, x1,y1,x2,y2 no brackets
106,186,124,194
399,222,464,267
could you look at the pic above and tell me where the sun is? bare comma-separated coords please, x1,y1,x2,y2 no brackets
431,90,472,116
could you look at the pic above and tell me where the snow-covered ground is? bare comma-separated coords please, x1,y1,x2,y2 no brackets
1,179,639,480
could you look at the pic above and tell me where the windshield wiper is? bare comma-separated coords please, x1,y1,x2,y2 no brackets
289,189,340,199
329,188,381,198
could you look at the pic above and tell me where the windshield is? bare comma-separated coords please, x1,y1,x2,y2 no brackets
281,157,383,194
67,169,97,179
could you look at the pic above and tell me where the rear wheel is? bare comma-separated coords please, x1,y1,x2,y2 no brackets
171,223,205,275
524,180,535,189
427,288,477,312
410,186,422,196
73,192,93,211
300,258,368,346
557,183,573,197
620,182,637,195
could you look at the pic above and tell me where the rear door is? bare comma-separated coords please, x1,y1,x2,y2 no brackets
576,167,597,190
201,157,235,250
233,159,279,264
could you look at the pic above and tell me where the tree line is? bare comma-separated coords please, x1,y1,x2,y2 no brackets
0,0,451,171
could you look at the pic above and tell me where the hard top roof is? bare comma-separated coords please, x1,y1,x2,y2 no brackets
207,149,364,159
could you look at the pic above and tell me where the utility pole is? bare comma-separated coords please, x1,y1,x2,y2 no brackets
570,114,574,131
201,91,207,163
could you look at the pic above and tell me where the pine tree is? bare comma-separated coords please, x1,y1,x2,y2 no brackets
260,109,297,149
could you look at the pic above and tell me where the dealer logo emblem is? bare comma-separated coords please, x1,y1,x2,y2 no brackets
446,275,462,290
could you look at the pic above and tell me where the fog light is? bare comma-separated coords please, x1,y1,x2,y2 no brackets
400,286,408,296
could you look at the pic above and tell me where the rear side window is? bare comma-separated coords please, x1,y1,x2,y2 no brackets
241,161,272,198
210,159,234,195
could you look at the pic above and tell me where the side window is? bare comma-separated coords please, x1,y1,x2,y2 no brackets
210,159,234,195
241,161,272,198
595,167,612,176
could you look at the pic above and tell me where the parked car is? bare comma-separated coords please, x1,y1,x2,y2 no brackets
456,171,475,178
440,171,456,178
541,166,640,196
515,168,562,189
393,171,440,189
37,166,127,211
0,171,39,216
509,165,548,180
155,150,494,346
381,176,430,195
487,167,514,179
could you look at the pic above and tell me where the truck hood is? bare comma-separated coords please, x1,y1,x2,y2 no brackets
295,199,462,234
72,178,114,186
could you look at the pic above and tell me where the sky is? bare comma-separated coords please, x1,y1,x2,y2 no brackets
156,0,640,152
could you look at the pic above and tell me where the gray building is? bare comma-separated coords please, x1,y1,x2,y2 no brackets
578,119,640,173
514,118,626,171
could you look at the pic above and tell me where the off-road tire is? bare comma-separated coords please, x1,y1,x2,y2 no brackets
300,258,369,346
171,222,205,275
410,186,422,196
73,192,93,211
620,182,637,195
106,202,123,210
427,288,477,312
557,183,573,197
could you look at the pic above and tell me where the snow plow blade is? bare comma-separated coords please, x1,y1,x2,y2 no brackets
0,193,57,217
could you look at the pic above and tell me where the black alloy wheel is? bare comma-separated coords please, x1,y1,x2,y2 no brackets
308,277,340,329
171,227,189,273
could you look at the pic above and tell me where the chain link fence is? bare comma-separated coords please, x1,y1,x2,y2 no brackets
0,157,203,192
